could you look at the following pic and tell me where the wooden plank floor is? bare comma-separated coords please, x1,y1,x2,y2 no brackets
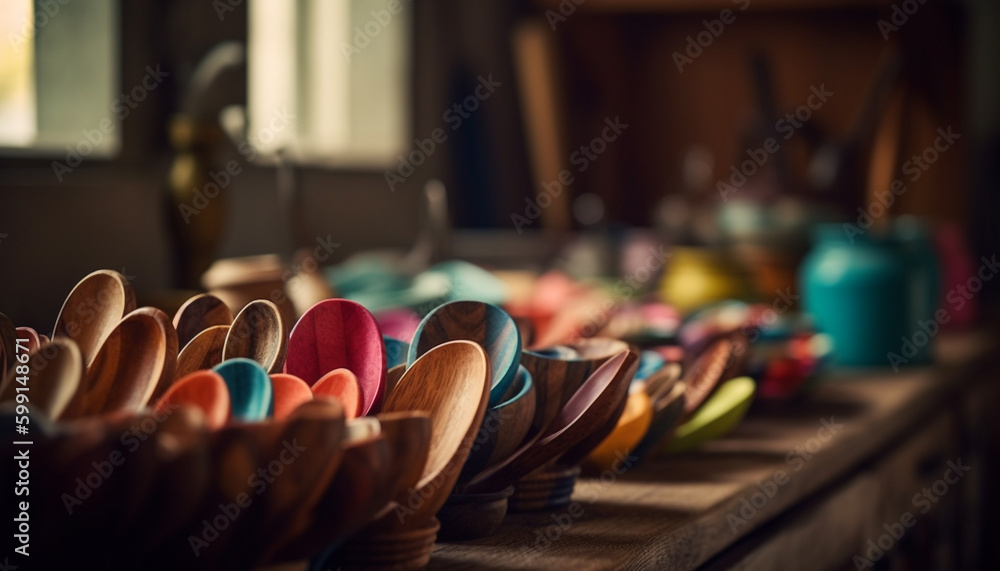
429,337,983,570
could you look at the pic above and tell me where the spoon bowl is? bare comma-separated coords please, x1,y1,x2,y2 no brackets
312,368,364,419
52,269,136,366
127,307,179,402
64,312,166,418
285,299,386,415
153,370,231,429
223,299,288,373
212,358,274,422
408,301,520,407
173,293,233,348
269,373,313,421
175,325,230,379
681,338,734,416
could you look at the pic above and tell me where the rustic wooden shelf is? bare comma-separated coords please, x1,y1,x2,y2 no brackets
428,333,994,569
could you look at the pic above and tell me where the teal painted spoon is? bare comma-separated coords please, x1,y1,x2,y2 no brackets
408,301,520,407
213,358,274,422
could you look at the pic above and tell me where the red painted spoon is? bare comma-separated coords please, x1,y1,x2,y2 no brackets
285,299,386,415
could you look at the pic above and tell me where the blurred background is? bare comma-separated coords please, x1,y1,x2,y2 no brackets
0,0,998,331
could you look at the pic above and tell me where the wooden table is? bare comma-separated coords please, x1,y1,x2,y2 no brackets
429,333,999,570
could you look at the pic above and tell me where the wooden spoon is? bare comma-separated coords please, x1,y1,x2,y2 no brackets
52,269,136,366
631,381,687,460
459,364,536,487
519,339,624,442
385,363,406,397
212,358,274,422
681,338,734,416
368,339,490,531
222,299,288,373
645,362,682,404
175,324,229,379
312,368,364,419
285,299,386,415
63,312,166,418
153,370,231,429
467,349,638,493
269,373,313,421
0,337,82,419
172,293,233,348
127,307,179,402
408,301,520,407
558,347,640,467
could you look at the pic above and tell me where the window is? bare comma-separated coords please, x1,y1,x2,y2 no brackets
248,0,411,167
0,0,118,156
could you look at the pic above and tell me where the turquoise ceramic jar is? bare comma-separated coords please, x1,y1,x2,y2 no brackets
800,225,909,367
892,216,941,365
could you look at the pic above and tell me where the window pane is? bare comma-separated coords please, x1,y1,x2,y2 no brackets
0,0,118,156
249,0,410,166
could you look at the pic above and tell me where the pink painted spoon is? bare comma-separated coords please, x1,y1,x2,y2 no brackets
285,299,386,415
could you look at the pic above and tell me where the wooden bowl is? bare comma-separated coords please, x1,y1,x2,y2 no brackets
437,485,514,540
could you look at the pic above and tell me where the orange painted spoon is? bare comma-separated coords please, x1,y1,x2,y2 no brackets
153,370,231,429
270,373,314,421
312,368,364,419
